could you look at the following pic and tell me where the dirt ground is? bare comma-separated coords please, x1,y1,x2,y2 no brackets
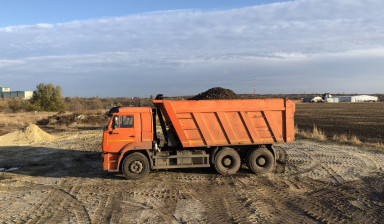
0,129,383,224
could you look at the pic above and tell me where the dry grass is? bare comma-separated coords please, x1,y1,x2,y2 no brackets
295,125,384,150
332,134,362,145
0,112,56,135
0,110,109,136
295,125,327,141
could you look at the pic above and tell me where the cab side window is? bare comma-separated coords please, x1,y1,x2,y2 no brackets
120,116,133,128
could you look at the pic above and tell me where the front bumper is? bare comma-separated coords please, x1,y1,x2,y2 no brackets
102,153,120,172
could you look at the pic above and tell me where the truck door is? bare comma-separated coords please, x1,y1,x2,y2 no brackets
106,114,139,152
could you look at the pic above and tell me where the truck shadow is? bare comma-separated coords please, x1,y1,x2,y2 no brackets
0,146,287,179
0,146,115,179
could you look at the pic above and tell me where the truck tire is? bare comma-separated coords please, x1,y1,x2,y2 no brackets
247,147,275,174
122,152,150,179
214,147,241,175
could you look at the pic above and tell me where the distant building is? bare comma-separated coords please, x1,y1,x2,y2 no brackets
323,93,378,103
302,96,324,103
1,87,10,92
0,87,33,100
303,94,379,103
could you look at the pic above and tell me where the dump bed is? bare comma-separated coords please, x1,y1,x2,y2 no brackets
153,99,295,148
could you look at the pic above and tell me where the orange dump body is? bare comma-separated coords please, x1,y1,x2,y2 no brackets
153,99,295,148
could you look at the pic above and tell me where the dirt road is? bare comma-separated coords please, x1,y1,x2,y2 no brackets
0,130,383,223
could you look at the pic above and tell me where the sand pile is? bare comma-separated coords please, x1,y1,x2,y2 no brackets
189,87,239,100
0,124,56,146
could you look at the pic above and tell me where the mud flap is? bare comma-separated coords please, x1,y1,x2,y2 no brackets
266,144,277,168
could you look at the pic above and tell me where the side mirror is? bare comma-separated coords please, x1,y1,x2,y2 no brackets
112,116,118,129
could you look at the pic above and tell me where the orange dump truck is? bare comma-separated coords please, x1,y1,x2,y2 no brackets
102,98,295,179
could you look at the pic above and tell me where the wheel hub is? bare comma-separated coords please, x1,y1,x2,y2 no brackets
130,161,143,174
257,157,266,166
223,157,232,166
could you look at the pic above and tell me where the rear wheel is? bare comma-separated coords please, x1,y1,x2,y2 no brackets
122,152,150,179
214,147,241,175
247,147,275,174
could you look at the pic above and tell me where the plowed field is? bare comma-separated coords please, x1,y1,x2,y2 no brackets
1,130,383,223
295,102,384,143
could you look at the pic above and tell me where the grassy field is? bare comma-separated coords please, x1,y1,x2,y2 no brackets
0,111,108,136
295,102,384,143
0,112,57,136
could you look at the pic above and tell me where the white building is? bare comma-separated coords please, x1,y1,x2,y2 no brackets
303,96,324,102
24,91,34,100
0,87,10,92
325,95,378,103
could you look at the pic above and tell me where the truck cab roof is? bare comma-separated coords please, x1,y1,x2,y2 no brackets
106,106,151,117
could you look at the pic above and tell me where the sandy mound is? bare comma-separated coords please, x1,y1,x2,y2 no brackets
0,124,56,146
189,87,239,100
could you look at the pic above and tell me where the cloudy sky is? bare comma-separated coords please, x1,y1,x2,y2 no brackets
0,0,383,97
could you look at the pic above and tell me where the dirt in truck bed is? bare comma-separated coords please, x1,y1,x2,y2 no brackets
189,87,239,100
0,127,383,223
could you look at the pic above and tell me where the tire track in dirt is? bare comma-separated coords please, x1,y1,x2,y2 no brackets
278,141,383,182
1,138,384,223
181,187,228,223
0,178,91,224
275,145,322,177
293,180,359,223
133,180,182,223
89,179,181,224
286,174,384,223
234,177,271,223
92,192,111,223
252,142,384,224
90,186,126,224
234,175,317,224
322,165,345,183
58,178,91,224
177,176,255,224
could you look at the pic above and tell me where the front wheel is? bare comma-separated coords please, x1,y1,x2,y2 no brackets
122,152,150,179
214,147,241,175
247,147,275,174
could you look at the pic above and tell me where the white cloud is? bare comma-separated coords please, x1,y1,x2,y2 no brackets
0,0,383,96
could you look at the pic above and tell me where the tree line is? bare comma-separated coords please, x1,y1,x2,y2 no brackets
0,83,153,112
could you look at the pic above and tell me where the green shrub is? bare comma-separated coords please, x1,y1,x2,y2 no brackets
27,83,66,111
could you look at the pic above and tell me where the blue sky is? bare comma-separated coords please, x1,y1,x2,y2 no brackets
0,0,383,97
0,0,288,27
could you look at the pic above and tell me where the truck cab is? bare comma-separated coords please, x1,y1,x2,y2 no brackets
102,107,153,175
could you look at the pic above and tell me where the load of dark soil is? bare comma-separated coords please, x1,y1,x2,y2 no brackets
189,87,239,100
